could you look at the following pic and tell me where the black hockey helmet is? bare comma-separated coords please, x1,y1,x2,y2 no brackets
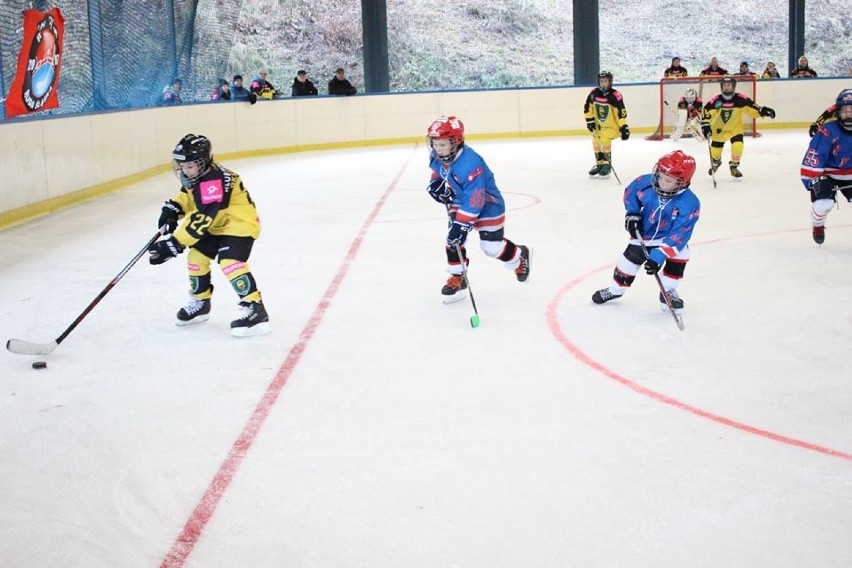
172,134,212,187
597,70,613,90
719,76,736,100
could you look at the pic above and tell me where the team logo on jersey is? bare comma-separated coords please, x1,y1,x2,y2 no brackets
595,103,610,122
720,109,733,124
671,207,680,219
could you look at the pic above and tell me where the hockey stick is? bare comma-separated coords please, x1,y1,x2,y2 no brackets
6,229,165,356
638,240,685,332
591,128,622,185
444,203,480,328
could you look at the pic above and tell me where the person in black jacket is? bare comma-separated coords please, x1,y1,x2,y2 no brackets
328,67,357,96
291,70,318,96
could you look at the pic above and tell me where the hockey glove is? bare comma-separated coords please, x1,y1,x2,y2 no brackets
644,248,666,275
148,236,184,265
809,175,838,201
624,213,642,239
620,125,630,141
585,118,596,132
428,178,453,204
808,123,819,137
701,123,712,139
760,106,775,119
158,199,183,234
247,92,258,105
446,220,471,247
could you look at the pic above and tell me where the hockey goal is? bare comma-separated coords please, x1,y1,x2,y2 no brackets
645,75,760,140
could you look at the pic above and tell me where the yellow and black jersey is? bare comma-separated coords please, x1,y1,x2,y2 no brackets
583,87,628,132
699,66,728,77
664,66,689,78
702,93,762,137
171,163,261,247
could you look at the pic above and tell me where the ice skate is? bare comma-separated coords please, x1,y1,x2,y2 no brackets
597,164,612,178
588,163,603,177
441,274,468,304
729,162,743,179
592,288,623,304
708,159,721,176
659,289,684,313
812,225,825,245
514,245,532,283
176,296,211,326
230,301,271,337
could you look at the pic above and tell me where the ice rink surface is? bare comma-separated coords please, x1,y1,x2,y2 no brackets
1,131,851,567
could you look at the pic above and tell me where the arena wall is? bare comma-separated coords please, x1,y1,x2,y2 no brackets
0,78,848,227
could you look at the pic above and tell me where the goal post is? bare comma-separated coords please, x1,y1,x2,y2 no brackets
645,75,760,140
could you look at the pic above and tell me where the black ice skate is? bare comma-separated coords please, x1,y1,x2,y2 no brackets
514,246,532,283
592,288,623,304
230,301,271,337
441,274,468,304
729,161,743,178
708,159,721,176
598,164,612,178
176,296,211,326
812,225,825,245
588,164,604,177
659,289,684,313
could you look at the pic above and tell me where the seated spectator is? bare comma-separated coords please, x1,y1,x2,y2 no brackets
663,57,688,78
211,79,231,101
328,67,357,96
790,55,818,78
158,77,182,105
737,61,758,79
699,57,727,77
761,61,781,79
250,69,278,99
231,74,256,103
291,70,318,96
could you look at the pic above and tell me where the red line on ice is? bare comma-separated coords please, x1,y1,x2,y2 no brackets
161,146,418,567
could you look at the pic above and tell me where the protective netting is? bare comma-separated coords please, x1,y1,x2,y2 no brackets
0,0,244,116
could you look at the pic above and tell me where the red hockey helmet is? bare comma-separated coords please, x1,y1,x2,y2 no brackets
653,150,696,198
427,116,465,163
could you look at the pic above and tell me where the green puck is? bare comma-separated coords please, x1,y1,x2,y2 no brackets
470,314,480,328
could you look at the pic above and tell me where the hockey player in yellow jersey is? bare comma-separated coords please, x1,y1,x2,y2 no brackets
701,77,775,178
583,71,630,178
147,133,271,337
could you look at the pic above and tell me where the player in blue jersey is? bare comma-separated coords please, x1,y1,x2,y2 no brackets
425,116,532,303
800,89,852,245
592,150,700,312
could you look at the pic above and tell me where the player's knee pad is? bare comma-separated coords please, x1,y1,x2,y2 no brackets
623,244,646,265
480,238,505,258
812,198,834,216
663,259,687,280
613,267,636,287
219,259,259,299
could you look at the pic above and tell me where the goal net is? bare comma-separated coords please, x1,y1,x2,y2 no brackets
645,75,760,140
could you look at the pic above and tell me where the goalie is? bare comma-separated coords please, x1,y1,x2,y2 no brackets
671,88,704,142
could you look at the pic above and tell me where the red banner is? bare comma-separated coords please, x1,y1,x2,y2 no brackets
5,8,65,118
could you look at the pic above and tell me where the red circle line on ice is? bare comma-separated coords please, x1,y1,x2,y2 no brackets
546,225,852,462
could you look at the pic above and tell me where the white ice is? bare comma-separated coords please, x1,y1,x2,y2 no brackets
1,131,851,568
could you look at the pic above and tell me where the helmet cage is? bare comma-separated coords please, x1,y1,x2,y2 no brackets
427,116,465,164
652,151,696,199
684,88,697,104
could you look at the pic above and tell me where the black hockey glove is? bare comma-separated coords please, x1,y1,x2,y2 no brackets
585,118,596,132
809,175,838,201
446,220,471,247
247,92,258,105
759,106,775,119
644,258,661,275
620,125,630,141
808,123,819,137
624,213,642,239
428,178,453,204
701,123,712,139
148,236,184,265
158,199,183,234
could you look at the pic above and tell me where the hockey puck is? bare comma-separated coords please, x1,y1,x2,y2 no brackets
32,361,47,370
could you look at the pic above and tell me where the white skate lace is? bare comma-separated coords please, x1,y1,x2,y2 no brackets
235,302,254,320
184,298,206,315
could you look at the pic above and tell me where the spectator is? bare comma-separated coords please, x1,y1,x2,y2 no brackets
231,74,257,104
328,67,357,96
790,55,818,78
291,70,318,97
664,57,688,78
250,69,278,99
699,57,727,77
737,61,758,79
760,61,781,79
211,79,231,101
158,78,182,106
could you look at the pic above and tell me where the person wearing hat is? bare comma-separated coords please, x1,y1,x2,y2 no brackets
211,78,231,101
291,70,318,96
664,57,688,78
328,67,357,96
230,74,257,104
737,61,758,79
